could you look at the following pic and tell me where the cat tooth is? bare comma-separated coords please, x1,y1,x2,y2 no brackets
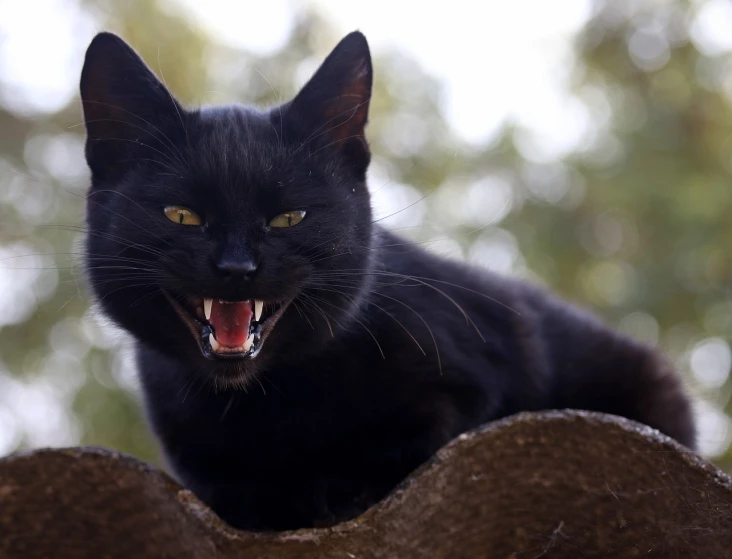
209,332,220,352
242,333,255,352
254,300,263,322
204,298,213,321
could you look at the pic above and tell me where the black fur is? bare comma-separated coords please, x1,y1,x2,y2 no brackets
80,31,696,531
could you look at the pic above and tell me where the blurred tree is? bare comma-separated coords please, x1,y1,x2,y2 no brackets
0,0,729,471
525,0,732,469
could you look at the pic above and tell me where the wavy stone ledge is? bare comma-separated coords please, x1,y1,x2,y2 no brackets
1,411,731,559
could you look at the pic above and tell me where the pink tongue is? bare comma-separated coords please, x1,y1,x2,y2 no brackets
209,300,253,347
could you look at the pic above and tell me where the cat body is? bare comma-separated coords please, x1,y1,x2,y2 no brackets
80,32,695,531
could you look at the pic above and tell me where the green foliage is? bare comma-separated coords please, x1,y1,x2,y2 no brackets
0,0,729,469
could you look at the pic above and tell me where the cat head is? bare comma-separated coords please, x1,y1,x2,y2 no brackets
80,31,375,386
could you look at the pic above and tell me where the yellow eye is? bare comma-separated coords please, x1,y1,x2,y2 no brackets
164,206,203,226
269,210,306,228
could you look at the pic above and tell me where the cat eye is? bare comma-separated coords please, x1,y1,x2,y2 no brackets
164,206,203,226
269,210,306,228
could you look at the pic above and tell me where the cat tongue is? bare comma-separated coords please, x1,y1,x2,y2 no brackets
209,300,252,347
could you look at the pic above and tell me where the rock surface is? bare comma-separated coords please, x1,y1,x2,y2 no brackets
1,410,731,559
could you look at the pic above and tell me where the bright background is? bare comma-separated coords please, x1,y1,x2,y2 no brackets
0,0,731,470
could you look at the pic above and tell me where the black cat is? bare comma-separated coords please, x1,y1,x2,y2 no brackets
80,31,695,531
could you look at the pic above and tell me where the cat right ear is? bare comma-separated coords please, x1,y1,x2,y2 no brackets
285,31,373,176
79,32,184,179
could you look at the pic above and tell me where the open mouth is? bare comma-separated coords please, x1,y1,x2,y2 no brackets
164,292,286,360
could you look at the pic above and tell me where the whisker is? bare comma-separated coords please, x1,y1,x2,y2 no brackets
157,46,190,148
305,281,425,357
72,98,187,166
302,291,385,360
313,268,520,317
255,68,283,150
291,299,315,330
296,294,336,338
288,97,371,161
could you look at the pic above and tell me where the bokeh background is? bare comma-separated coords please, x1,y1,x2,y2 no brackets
0,0,730,470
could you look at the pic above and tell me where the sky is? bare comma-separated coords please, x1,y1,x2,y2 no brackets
175,0,592,156
2,0,731,149
0,0,592,159
2,0,730,157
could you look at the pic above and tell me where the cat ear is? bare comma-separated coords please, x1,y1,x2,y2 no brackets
286,31,373,174
80,32,184,179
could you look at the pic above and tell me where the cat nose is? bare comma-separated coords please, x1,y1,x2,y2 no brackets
215,257,258,281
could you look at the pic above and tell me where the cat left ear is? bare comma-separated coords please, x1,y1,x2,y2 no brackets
286,32,373,175
80,32,184,180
